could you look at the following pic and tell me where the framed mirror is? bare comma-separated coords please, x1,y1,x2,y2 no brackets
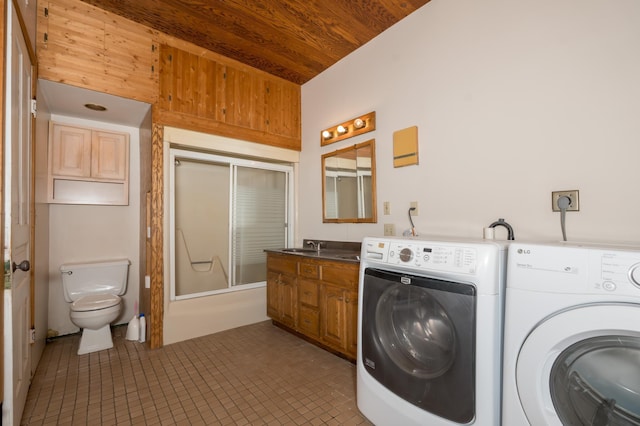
322,139,377,223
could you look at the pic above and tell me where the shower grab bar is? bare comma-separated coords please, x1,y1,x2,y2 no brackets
191,260,213,265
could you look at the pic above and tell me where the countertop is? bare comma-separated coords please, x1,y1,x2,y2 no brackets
265,239,361,263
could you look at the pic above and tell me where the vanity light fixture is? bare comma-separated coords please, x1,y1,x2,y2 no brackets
320,111,376,146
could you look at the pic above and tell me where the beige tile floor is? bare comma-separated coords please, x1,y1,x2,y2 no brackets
21,321,372,425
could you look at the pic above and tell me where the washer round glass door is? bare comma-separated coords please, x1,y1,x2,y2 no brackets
375,285,456,379
516,304,640,426
550,336,640,425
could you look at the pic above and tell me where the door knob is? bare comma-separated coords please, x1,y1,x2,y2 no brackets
12,260,30,273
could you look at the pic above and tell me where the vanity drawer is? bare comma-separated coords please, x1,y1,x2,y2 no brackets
298,306,319,337
298,279,319,307
321,262,359,289
267,253,297,275
299,262,320,279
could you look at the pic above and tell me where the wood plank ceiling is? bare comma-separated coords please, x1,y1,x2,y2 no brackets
79,0,431,84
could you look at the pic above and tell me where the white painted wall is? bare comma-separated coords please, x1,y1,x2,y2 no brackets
47,115,141,336
300,0,640,245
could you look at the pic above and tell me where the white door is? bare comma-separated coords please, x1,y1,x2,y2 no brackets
516,304,640,426
3,3,33,425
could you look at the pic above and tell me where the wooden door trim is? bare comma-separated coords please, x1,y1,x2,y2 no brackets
149,123,164,348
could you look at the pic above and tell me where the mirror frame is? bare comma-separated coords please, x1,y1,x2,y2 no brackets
321,139,377,223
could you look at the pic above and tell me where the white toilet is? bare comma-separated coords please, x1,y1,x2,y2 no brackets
60,259,130,355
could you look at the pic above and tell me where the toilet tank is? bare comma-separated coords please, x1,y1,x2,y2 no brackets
60,259,130,302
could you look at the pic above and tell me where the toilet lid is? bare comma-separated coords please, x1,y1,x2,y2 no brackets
71,294,121,312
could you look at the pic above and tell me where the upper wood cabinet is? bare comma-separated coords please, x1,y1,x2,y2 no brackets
156,44,301,150
49,122,130,205
37,0,159,104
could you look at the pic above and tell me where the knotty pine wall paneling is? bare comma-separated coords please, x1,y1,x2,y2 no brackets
37,0,159,104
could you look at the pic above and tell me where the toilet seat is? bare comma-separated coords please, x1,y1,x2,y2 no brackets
71,294,121,312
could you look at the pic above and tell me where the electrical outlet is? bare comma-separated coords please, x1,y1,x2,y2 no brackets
552,190,580,212
410,201,418,216
384,223,395,236
383,201,390,215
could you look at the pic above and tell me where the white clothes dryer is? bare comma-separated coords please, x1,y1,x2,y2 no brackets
502,242,640,426
357,236,507,426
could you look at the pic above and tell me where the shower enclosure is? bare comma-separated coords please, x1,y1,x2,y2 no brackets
169,148,293,300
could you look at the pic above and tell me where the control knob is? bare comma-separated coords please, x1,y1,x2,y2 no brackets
399,248,413,263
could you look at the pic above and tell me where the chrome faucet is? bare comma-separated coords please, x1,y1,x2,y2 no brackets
306,240,322,253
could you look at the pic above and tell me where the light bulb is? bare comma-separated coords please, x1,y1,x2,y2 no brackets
354,118,365,129
322,130,332,139
337,125,347,134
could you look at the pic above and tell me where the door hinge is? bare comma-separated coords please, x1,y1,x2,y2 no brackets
30,328,36,344
44,7,48,17
30,99,37,118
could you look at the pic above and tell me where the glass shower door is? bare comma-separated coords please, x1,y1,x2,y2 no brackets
170,148,292,300
233,166,288,286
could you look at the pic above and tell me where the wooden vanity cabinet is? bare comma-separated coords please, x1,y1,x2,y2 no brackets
266,252,359,360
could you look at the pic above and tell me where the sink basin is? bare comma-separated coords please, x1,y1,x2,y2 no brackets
281,248,318,253
337,254,360,261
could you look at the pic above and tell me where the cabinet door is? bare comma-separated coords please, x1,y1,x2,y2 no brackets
91,131,128,180
38,0,158,103
51,124,92,178
345,290,358,359
158,45,218,118
219,64,267,132
321,284,347,350
266,270,295,328
265,76,301,142
279,273,296,328
266,271,281,319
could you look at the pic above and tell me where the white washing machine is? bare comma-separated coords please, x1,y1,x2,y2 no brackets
357,236,507,426
503,242,640,425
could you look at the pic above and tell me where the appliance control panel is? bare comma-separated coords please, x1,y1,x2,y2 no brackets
509,242,640,295
362,238,478,274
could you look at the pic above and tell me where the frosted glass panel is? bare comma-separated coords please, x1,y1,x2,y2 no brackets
234,167,287,285
174,160,230,296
